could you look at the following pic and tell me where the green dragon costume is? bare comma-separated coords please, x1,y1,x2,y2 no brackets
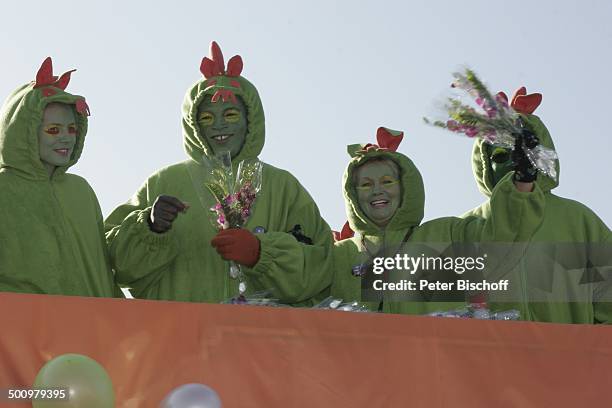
0,57,118,297
105,42,333,303
464,88,612,324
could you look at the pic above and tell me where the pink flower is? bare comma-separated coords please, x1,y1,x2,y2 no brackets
483,130,496,142
224,194,235,206
464,127,478,138
475,97,484,107
446,120,459,131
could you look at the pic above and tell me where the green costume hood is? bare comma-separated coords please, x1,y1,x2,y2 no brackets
343,133,425,236
181,42,265,164
0,58,117,298
0,58,89,181
471,113,560,197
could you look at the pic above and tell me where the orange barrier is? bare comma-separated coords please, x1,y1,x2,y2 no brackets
1,292,611,407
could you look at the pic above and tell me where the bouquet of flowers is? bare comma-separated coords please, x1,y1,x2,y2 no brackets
424,68,558,181
203,151,263,297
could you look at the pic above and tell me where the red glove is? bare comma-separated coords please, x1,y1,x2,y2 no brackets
211,228,261,267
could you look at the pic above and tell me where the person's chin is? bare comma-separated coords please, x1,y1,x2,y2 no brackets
53,154,71,165
370,213,391,224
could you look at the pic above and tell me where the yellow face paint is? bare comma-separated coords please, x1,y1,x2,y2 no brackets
197,112,215,127
197,95,248,159
38,103,77,177
356,182,373,192
486,144,513,186
355,175,399,192
43,123,77,136
43,125,61,135
354,160,402,228
224,108,242,123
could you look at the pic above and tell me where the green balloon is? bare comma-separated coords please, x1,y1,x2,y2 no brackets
32,353,114,408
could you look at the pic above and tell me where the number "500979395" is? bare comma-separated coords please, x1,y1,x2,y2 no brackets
2,388,68,401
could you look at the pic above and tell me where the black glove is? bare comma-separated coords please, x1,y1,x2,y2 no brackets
287,224,313,245
512,117,539,183
148,195,189,233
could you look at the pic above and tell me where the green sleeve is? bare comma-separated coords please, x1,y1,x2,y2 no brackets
104,182,179,295
329,240,358,301
413,173,545,244
460,172,545,243
329,240,382,311
245,196,334,304
89,186,125,298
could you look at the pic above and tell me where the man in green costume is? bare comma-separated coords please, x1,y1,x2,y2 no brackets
0,57,118,297
331,127,545,314
105,42,333,303
463,87,612,324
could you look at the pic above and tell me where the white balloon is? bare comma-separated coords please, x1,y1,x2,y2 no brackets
160,383,222,408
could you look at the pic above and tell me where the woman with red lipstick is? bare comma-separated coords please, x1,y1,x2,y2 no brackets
0,58,119,297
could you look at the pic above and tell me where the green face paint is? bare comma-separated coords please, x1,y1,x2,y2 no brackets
197,95,248,159
486,144,513,186
354,159,402,228
38,103,77,177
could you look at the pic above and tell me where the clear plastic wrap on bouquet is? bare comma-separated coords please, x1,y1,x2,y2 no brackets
524,144,558,180
427,305,520,321
490,310,521,320
424,67,558,182
312,296,371,313
221,290,285,307
203,151,263,296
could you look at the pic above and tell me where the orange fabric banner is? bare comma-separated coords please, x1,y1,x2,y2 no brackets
1,292,611,407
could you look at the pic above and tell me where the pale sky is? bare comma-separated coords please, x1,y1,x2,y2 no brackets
1,0,610,230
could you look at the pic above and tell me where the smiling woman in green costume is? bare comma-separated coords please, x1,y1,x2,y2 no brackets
105,42,333,303
0,58,118,297
463,88,612,324
331,127,546,314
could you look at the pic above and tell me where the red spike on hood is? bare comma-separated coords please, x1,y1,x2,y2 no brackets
511,87,527,100
200,57,216,79
210,41,225,75
333,221,355,241
512,93,542,114
56,69,76,90
226,55,243,77
35,57,55,88
376,127,403,152
75,99,91,116
510,87,542,114
200,42,245,80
